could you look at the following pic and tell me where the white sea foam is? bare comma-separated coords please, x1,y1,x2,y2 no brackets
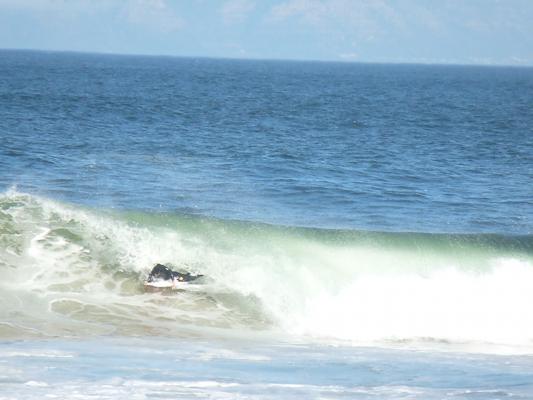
282,258,533,345
1,351,74,359
24,381,49,387
2,337,533,399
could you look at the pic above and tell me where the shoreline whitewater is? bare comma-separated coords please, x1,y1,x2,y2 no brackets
2,336,533,399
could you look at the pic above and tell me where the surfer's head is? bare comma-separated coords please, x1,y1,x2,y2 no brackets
146,264,174,283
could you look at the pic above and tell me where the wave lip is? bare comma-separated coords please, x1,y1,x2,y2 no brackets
288,258,533,346
1,190,532,353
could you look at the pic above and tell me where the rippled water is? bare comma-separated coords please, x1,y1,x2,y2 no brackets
2,338,533,400
1,50,531,233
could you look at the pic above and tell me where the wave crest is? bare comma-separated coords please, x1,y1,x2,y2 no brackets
1,191,532,351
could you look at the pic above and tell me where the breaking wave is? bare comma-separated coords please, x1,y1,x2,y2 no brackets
1,190,532,351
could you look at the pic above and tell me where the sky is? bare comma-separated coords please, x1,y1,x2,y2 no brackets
0,0,532,66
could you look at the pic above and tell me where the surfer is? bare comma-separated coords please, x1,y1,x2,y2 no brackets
144,263,204,289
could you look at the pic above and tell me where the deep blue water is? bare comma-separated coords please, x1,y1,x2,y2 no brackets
1,50,532,234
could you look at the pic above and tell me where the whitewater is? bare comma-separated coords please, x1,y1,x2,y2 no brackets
2,189,532,352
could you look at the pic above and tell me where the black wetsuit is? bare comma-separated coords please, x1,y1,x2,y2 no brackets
146,263,203,283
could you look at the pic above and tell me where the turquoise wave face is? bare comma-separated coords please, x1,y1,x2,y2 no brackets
1,190,533,351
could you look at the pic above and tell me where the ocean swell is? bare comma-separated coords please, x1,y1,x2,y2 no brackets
1,190,532,351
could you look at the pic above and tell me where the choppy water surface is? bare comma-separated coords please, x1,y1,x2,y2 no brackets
2,338,533,400
1,50,531,233
1,50,532,398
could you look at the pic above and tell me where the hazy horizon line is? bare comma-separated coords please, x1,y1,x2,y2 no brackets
3,47,533,69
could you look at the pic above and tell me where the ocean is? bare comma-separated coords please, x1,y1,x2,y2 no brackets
0,49,532,399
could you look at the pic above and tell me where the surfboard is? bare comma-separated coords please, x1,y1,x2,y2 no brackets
143,280,190,290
